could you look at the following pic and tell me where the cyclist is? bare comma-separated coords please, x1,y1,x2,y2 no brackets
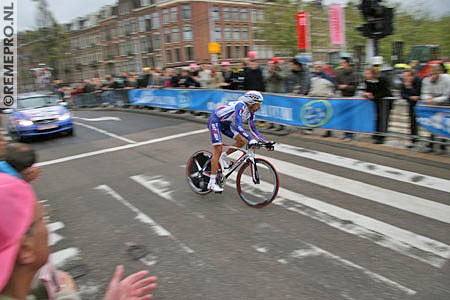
207,90,268,192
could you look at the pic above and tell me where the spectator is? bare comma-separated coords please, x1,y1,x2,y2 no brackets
421,64,450,153
209,65,226,89
0,132,21,179
264,57,286,93
308,61,336,98
197,63,212,88
177,68,200,88
220,61,237,90
284,58,310,95
0,173,158,300
400,69,422,147
335,57,358,141
364,67,393,144
5,143,41,183
243,60,265,92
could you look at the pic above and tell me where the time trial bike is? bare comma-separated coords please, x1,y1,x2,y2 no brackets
186,141,279,208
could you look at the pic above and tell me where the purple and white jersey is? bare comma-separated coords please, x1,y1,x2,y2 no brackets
213,101,264,141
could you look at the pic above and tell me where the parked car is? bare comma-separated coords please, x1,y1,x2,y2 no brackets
4,93,74,141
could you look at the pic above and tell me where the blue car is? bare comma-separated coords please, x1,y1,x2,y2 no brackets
6,94,74,141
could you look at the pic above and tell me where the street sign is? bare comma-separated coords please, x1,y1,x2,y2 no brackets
208,42,221,54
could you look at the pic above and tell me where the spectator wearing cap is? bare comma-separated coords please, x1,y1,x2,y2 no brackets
284,58,310,95
0,173,158,300
264,57,286,93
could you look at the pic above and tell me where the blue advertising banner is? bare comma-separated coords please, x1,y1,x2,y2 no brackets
415,105,450,138
129,89,376,133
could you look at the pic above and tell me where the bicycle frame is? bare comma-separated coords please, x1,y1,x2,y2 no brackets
221,145,258,182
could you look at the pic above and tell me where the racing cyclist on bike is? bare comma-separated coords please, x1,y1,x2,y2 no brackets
207,90,268,193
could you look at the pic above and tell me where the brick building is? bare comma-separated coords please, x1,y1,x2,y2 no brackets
58,0,274,82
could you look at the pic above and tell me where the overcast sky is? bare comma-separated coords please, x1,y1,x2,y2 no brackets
18,0,450,31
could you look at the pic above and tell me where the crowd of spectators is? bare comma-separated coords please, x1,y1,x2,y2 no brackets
52,55,448,151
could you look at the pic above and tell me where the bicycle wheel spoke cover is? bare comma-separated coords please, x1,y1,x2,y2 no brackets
236,158,279,208
186,150,213,195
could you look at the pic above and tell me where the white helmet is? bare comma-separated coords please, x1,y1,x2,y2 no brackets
239,91,263,105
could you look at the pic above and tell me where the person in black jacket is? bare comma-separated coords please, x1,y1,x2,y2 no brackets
400,69,422,147
243,60,265,92
364,67,393,144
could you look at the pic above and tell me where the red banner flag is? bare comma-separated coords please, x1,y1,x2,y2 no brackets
328,4,345,45
296,12,310,50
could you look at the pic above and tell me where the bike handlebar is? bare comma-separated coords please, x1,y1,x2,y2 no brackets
247,140,276,151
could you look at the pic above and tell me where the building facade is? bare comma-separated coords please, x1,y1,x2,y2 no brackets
58,0,273,82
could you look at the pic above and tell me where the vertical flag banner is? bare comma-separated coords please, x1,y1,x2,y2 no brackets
296,12,310,50
328,4,345,45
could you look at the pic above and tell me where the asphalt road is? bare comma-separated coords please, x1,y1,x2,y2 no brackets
24,110,450,300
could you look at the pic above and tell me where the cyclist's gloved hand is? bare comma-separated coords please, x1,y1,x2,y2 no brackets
248,139,258,148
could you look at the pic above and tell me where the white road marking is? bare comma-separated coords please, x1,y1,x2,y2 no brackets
95,185,195,254
290,243,416,296
131,175,183,207
231,175,450,268
50,247,80,267
74,121,137,144
36,129,209,167
276,143,450,193
257,154,450,224
49,233,63,246
47,222,65,232
73,116,121,122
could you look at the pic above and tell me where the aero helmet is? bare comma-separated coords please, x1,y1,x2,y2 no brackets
240,90,263,105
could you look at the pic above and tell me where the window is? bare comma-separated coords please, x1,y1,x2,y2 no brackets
185,46,194,61
214,25,222,41
164,29,171,44
182,4,191,20
162,9,170,24
233,27,240,40
174,48,181,62
183,25,192,41
172,27,180,43
151,12,160,29
223,7,230,21
139,16,146,32
147,36,153,52
166,49,172,63
212,6,220,21
235,46,241,58
232,8,239,21
241,27,249,40
240,8,248,21
154,34,161,50
224,26,232,41
244,46,249,58
140,37,148,52
170,7,178,22
226,46,232,59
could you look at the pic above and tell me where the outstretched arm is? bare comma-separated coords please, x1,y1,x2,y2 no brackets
104,265,158,300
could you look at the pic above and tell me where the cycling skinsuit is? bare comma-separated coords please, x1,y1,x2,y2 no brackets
208,101,264,145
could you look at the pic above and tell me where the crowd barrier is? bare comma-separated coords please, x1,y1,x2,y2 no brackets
69,88,450,140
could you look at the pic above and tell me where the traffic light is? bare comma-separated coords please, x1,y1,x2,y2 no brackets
357,1,394,39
